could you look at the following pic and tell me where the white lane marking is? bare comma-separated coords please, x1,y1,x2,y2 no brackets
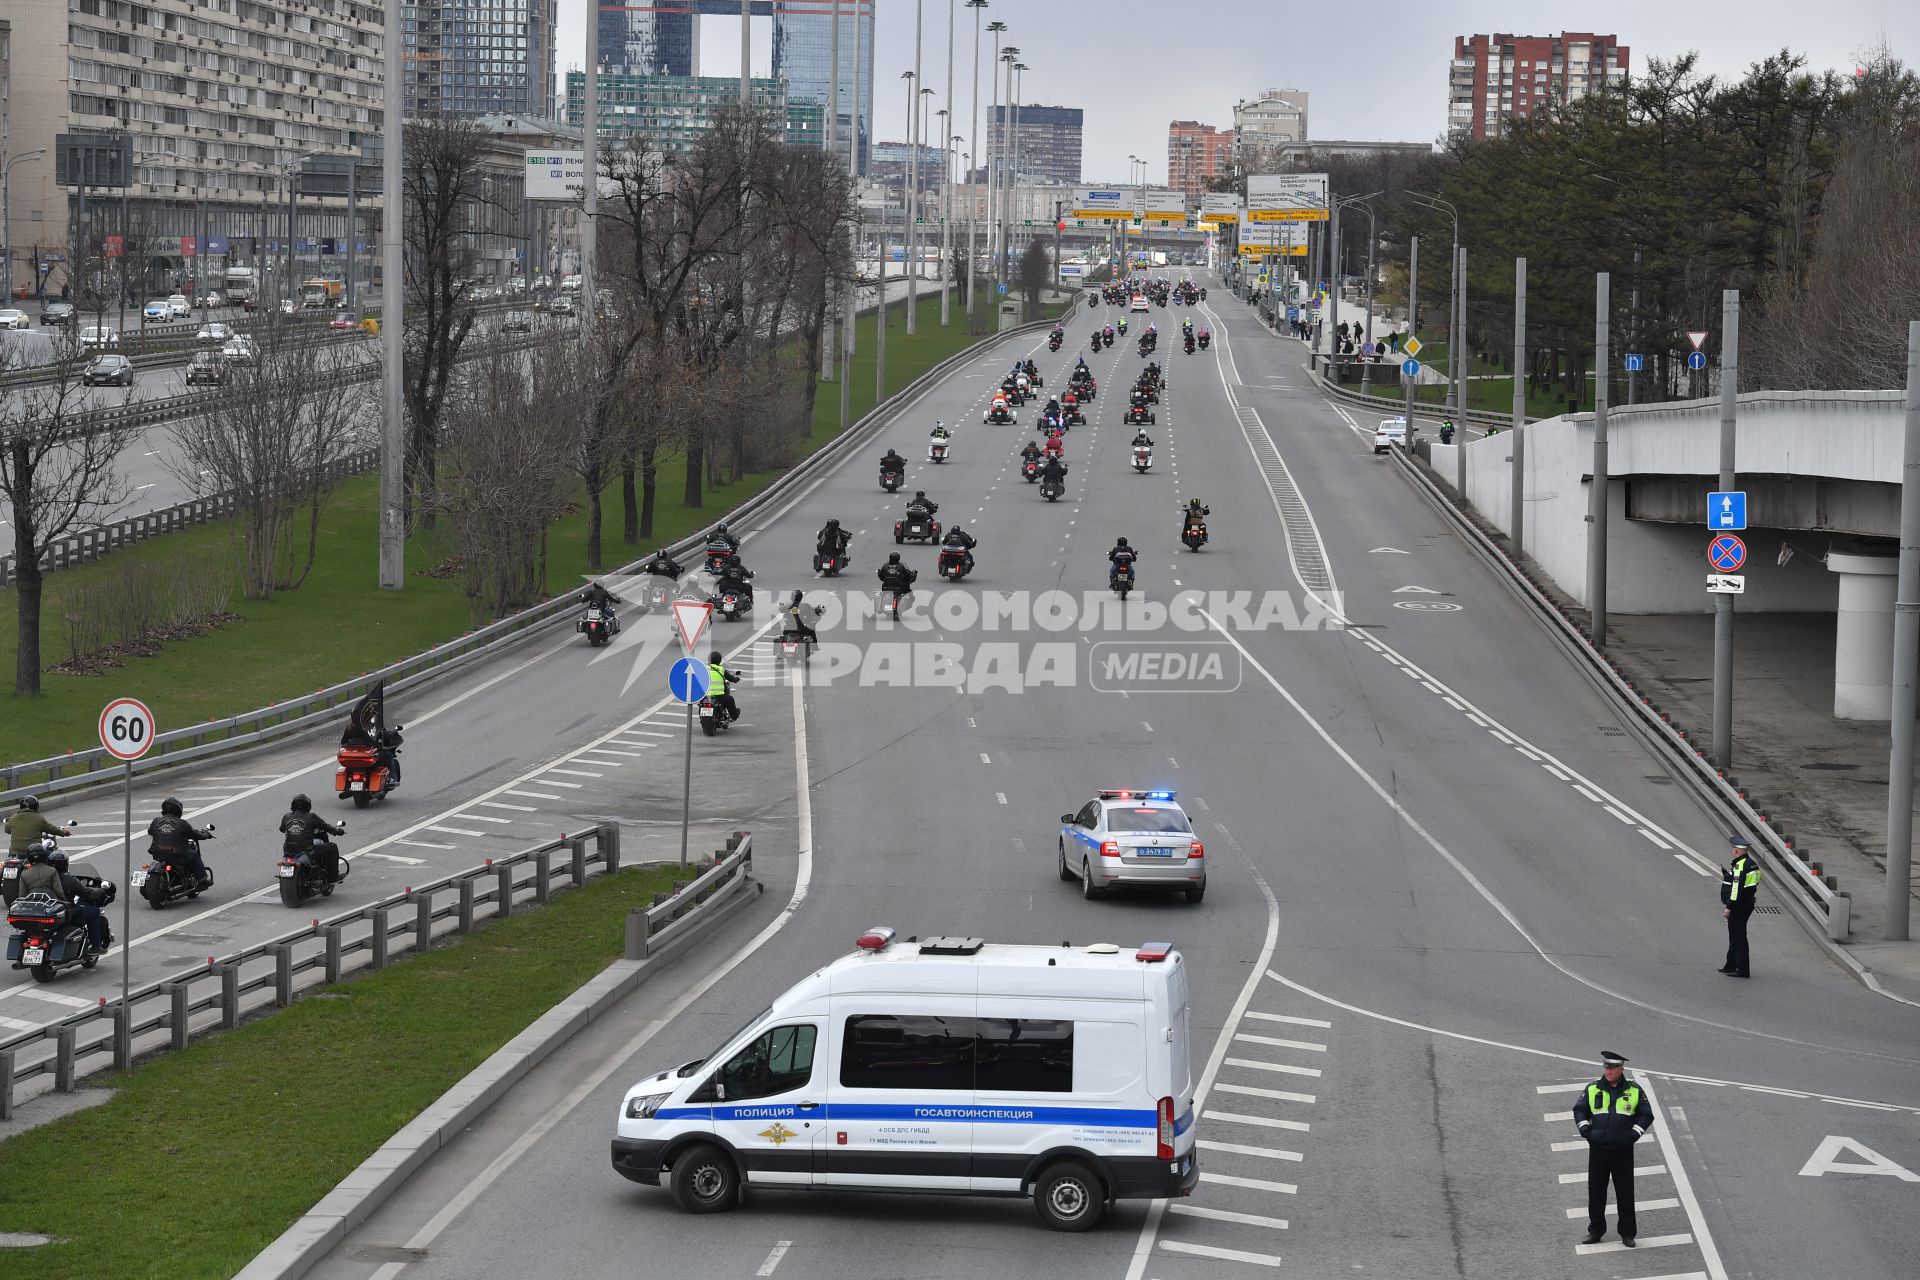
1543,764,1570,781
569,757,626,768
1575,1234,1695,1255
1201,1171,1297,1195
1244,1011,1330,1029
1159,1241,1282,1267
581,746,649,758
755,1241,793,1276
1204,1110,1310,1133
363,654,816,1280
996,793,1007,805
1642,829,1674,849
426,826,485,838
1211,1082,1315,1105
506,790,560,801
360,852,427,866
1199,1140,1303,1162
17,989,93,1008
455,814,512,825
534,779,584,789
1234,1032,1327,1053
543,768,601,779
397,840,455,851
1563,1199,1682,1218
1168,1204,1289,1230
1226,1057,1321,1079
1559,1164,1666,1184
0,1015,38,1032
1538,1082,1587,1094
979,752,991,764
480,801,537,812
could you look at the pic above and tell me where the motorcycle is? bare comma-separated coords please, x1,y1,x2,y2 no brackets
277,832,348,907
1111,560,1137,600
1133,445,1154,473
1198,333,1211,350
1040,475,1065,503
937,545,974,581
1066,404,1087,426
1184,338,1196,355
929,439,950,463
1021,458,1041,483
641,578,673,610
880,467,905,493
703,540,735,574
2,830,71,908
1048,334,1062,352
814,548,848,578
1125,405,1155,426
894,513,941,544
698,695,735,736
578,602,618,648
1182,520,1209,552
777,631,814,664
7,877,115,982
1040,411,1063,433
134,826,215,909
336,729,401,809
709,589,749,622
878,587,911,621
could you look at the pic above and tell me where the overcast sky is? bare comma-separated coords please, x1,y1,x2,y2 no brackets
554,1,1918,182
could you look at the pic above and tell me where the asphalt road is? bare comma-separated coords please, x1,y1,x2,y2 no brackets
17,277,1920,1277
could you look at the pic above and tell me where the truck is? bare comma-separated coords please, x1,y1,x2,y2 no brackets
1151,250,1169,268
223,266,257,307
301,278,344,309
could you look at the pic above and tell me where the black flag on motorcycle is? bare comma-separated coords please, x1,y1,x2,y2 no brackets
342,680,386,745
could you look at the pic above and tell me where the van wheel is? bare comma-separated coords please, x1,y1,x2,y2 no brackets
1058,842,1075,882
1033,1160,1106,1231
669,1143,740,1214
1080,858,1102,900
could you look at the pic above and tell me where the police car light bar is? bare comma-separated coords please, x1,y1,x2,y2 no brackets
855,927,896,951
1135,942,1175,963
1097,789,1176,801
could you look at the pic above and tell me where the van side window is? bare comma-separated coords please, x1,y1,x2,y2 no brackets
695,1023,818,1102
974,1018,1074,1094
840,1015,973,1090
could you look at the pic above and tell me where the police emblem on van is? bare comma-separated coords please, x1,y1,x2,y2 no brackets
758,1122,799,1146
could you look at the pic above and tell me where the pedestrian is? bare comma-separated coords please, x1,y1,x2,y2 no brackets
1573,1050,1654,1247
1719,835,1761,977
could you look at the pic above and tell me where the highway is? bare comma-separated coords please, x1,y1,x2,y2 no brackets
13,275,1919,1278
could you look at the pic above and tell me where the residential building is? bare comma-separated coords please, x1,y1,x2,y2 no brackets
1167,121,1231,201
1232,88,1309,167
1449,32,1630,141
403,1,559,120
3,0,383,303
871,140,947,196
985,103,1083,185
564,72,820,153
596,0,873,173
1268,140,1434,167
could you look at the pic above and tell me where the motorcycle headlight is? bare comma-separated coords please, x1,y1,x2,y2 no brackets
626,1092,669,1120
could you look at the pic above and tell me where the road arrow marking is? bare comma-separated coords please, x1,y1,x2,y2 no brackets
1369,546,1409,554
1393,585,1441,594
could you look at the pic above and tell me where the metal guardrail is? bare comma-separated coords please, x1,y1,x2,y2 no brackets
2,310,387,389
625,831,758,959
0,448,380,587
2,310,1059,802
0,820,690,1119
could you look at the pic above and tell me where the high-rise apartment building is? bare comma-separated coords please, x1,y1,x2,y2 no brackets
403,1,559,120
595,0,873,173
1167,121,1231,201
1449,32,1629,141
1231,88,1308,168
986,104,1082,186
565,72,820,153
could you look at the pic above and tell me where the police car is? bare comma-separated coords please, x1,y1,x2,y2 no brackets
1374,416,1408,453
612,928,1199,1230
1059,789,1205,902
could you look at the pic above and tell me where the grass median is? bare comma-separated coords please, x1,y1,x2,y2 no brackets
3,292,1043,766
0,859,687,1280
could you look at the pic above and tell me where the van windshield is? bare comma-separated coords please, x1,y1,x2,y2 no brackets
699,1005,771,1073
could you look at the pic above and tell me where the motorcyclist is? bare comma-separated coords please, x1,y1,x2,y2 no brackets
714,554,755,609
6,796,68,855
638,548,684,580
279,794,346,885
1042,429,1065,461
578,580,622,636
1131,429,1155,449
1044,395,1060,416
877,552,918,605
1117,316,1129,335
1039,454,1069,489
1182,316,1193,335
1197,328,1211,346
1108,536,1138,586
1181,498,1211,531
879,447,908,477
147,797,214,890
706,650,740,723
781,590,823,643
928,420,953,458
1145,361,1161,384
1075,355,1087,372
816,518,853,568
906,490,939,520
940,525,978,574
1020,440,1043,466
341,712,404,787
15,846,109,953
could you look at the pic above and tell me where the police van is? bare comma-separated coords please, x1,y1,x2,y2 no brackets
612,928,1198,1230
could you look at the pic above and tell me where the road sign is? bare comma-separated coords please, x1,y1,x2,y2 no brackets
1403,336,1423,358
1402,359,1421,377
1687,330,1709,351
997,283,1008,295
1248,208,1327,222
670,599,712,652
1624,353,1644,372
668,656,711,703
1708,490,1747,530
1707,574,1746,594
1709,534,1747,572
99,696,156,761
1687,351,1707,371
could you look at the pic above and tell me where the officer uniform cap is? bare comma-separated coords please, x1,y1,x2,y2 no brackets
1600,1050,1629,1068
1729,836,1752,848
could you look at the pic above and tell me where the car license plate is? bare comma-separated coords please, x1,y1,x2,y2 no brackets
700,704,714,718
1137,847,1173,858
23,947,44,965
131,869,147,887
276,864,295,878
587,609,602,621
2,866,15,879
350,780,366,791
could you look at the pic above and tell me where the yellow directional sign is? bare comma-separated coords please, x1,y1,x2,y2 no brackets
1248,208,1329,222
1403,336,1423,358
1071,210,1126,221
1199,211,1239,224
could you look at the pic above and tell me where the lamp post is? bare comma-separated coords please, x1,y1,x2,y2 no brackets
941,0,955,326
2,148,47,303
283,149,320,311
1407,191,1460,420
965,1,986,317
995,46,1019,287
984,20,1006,299
919,85,935,312
906,0,924,334
1009,61,1027,283
895,70,914,308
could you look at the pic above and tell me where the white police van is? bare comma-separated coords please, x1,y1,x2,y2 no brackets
612,928,1198,1230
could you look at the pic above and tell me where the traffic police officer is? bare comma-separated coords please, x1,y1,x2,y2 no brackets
1720,836,1760,977
1573,1050,1655,1247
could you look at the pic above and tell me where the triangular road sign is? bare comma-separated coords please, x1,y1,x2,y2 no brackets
1394,585,1441,594
1687,330,1709,351
671,599,712,652
1370,546,1409,555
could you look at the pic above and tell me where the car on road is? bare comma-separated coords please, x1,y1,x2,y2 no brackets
1058,788,1205,902
143,299,172,321
167,294,190,318
196,290,224,309
1374,416,1408,454
79,324,120,349
278,299,299,316
196,321,233,345
501,311,534,333
221,334,258,365
328,312,357,331
41,301,76,327
185,351,228,386
83,353,136,386
0,308,28,330
550,295,576,316
1131,294,1149,311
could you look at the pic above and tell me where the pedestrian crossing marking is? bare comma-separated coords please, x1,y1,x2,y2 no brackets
1168,1204,1289,1231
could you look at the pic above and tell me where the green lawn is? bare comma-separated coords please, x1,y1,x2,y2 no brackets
1328,331,1607,420
0,861,685,1280
3,292,1038,768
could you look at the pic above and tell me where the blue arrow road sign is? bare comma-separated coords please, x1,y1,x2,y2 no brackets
669,656,710,703
1709,534,1747,572
1687,351,1708,370
1708,490,1747,531
1624,353,1644,372
1402,359,1421,377
996,283,1008,296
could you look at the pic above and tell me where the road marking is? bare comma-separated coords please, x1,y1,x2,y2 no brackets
1225,1057,1321,1079
456,814,512,824
1576,1233,1695,1255
1641,828,1674,849
1159,1241,1282,1267
360,852,427,865
1199,1140,1302,1162
755,1241,793,1276
534,778,584,788
1205,1110,1310,1133
1234,1032,1327,1053
544,768,601,779
481,801,537,812
1564,1198,1680,1218
397,840,455,850
1212,1082,1315,1105
581,746,650,758
1538,1082,1586,1093
0,1014,41,1031
569,756,626,768
1201,1171,1297,1195
426,826,485,838
1168,1204,1289,1230
506,790,561,800
18,989,92,1008
1559,1164,1666,1184
1244,1011,1329,1029
996,792,1007,805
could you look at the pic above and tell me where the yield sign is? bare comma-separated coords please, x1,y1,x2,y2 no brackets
1687,330,1709,351
670,599,712,652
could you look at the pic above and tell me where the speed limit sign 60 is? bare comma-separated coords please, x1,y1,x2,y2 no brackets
99,696,157,761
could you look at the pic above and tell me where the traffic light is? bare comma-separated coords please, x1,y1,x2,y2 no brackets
1056,220,1066,232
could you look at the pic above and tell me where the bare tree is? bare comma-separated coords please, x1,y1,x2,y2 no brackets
1,334,137,695
167,319,365,599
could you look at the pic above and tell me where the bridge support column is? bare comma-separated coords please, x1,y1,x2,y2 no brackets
1830,552,1901,720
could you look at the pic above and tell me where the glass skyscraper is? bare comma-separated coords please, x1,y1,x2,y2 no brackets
593,1,873,173
403,0,560,119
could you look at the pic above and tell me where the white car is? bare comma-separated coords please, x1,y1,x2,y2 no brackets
1374,417,1409,454
1130,294,1149,312
197,322,232,345
80,324,120,349
144,299,172,321
278,298,299,316
221,335,258,365
197,290,223,309
0,309,28,330
1059,788,1205,901
167,294,190,318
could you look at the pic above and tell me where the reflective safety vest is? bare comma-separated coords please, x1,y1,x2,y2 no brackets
1725,854,1761,905
708,662,728,691
1587,1082,1641,1117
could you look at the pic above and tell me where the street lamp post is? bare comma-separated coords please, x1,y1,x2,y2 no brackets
966,1,988,317
1407,191,1460,420
907,0,924,335
941,0,954,326
995,47,1018,287
1009,61,1027,285
983,21,1006,299
919,85,935,313
2,148,48,303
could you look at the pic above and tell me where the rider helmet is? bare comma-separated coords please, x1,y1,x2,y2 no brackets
825,518,839,530
1116,537,1131,549
914,490,927,501
888,552,902,564
48,851,69,874
20,795,39,812
161,797,184,817
291,794,312,813
710,650,722,664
